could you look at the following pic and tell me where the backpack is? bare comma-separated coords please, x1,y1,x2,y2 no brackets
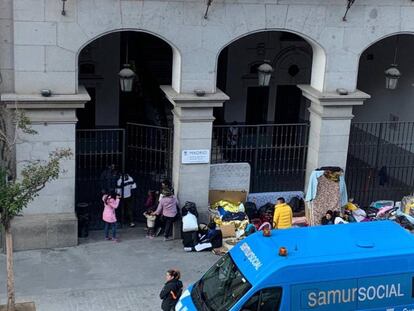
289,196,305,213
258,203,274,217
244,201,258,220
181,201,198,218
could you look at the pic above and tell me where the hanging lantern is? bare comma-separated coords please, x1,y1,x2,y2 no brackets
118,64,136,92
384,65,401,90
384,36,402,90
257,61,273,87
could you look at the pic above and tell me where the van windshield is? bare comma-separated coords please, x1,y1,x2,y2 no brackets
191,254,252,311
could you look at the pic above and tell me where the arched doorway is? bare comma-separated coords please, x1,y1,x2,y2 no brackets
213,31,313,192
75,31,174,230
347,34,414,205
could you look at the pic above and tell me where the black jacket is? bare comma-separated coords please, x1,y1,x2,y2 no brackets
160,279,183,311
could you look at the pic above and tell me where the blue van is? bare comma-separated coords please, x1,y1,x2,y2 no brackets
175,221,414,310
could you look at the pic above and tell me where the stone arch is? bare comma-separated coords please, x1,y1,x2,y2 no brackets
75,29,182,93
215,29,327,92
354,32,414,122
357,31,414,61
273,46,312,85
339,32,414,93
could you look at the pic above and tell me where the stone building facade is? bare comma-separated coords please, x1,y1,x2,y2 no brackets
1,0,414,249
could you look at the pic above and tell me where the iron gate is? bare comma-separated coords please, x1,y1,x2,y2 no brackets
346,121,414,206
212,123,309,192
75,129,125,230
75,124,172,230
126,122,173,220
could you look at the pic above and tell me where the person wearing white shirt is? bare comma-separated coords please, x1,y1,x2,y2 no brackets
117,174,137,227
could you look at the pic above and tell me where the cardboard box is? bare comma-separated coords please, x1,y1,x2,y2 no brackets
220,222,236,238
209,190,247,205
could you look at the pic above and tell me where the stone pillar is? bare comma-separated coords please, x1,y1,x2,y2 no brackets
161,86,229,222
297,85,370,187
1,87,90,250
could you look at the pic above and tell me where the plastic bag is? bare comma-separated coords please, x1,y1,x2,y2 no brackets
182,212,198,232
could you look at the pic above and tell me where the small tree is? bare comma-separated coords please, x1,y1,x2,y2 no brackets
0,104,71,311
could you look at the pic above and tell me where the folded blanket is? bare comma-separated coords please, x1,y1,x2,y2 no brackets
222,212,247,222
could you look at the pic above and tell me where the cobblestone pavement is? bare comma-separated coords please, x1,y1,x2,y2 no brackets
0,226,218,311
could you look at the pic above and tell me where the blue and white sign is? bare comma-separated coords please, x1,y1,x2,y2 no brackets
291,273,414,310
182,150,210,164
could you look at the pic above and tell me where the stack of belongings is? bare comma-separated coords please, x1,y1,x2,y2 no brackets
344,200,369,222
241,201,274,236
402,195,414,216
394,196,414,232
243,196,308,234
181,202,199,249
211,200,249,240
305,166,348,226
182,202,224,252
360,200,396,221
370,200,395,220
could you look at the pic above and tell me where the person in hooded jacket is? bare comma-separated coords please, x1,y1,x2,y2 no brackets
160,269,183,311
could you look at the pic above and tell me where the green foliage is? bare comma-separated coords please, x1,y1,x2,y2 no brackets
0,149,72,229
15,110,38,136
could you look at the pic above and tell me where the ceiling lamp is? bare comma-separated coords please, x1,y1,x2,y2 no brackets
257,60,273,87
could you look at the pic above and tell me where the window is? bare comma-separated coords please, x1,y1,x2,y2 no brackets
241,287,283,311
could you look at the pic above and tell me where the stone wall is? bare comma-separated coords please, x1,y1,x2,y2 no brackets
7,0,414,96
1,0,414,250
0,0,13,93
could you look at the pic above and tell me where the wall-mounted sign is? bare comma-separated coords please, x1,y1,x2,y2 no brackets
182,149,210,164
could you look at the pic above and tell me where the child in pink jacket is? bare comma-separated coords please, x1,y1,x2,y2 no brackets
102,191,120,242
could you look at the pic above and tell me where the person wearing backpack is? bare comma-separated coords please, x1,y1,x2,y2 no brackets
160,269,183,311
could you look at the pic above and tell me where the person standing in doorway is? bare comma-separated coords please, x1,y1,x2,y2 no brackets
160,269,183,311
102,191,120,242
273,197,293,229
227,121,239,146
117,173,137,227
154,187,178,241
100,164,118,194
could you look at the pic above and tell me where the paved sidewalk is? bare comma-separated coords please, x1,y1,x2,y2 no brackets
0,226,218,311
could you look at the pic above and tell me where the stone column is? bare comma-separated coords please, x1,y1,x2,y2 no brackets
1,87,90,250
161,86,229,222
297,85,370,187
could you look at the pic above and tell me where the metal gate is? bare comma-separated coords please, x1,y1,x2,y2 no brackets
75,129,125,230
75,124,172,230
346,121,414,206
126,122,173,220
212,123,309,192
